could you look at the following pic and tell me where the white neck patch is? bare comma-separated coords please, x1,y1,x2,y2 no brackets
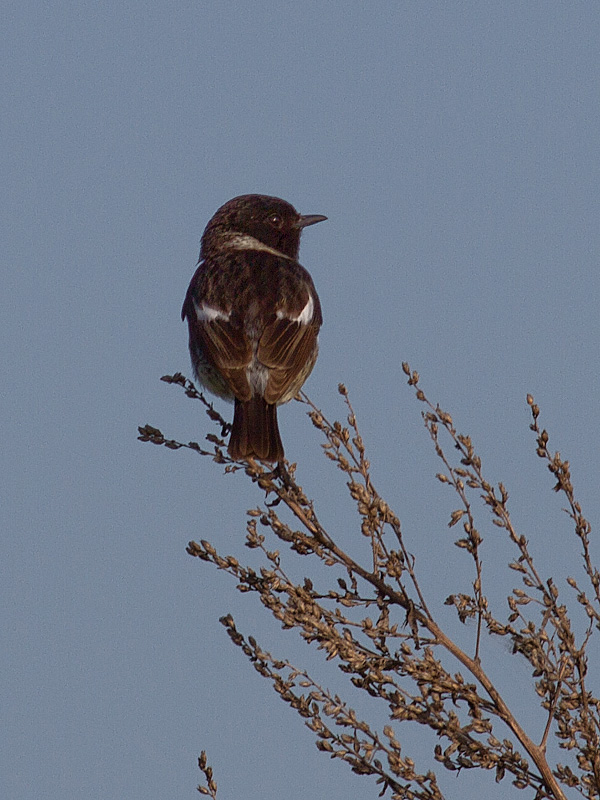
225,234,294,261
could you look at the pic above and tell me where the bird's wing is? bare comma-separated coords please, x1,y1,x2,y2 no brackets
258,316,319,404
198,319,254,400
183,280,254,401
195,317,251,369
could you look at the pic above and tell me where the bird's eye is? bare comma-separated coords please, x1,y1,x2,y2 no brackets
267,213,283,228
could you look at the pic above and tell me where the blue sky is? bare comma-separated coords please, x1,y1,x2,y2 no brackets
3,2,600,798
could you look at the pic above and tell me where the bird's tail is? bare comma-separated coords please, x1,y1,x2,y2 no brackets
228,396,284,463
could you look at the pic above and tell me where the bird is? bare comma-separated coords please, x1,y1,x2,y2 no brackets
182,194,326,462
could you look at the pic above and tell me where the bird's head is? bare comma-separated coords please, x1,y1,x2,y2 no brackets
200,194,326,260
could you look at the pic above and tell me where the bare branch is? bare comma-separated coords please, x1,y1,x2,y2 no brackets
141,371,600,800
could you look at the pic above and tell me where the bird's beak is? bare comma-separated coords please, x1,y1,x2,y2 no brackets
294,214,328,229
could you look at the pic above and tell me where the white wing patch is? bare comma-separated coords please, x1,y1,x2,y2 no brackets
276,295,314,325
193,300,230,322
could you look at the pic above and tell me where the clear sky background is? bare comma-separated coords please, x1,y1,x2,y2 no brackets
3,2,600,799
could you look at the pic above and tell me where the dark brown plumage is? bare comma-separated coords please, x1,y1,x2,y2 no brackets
182,194,326,462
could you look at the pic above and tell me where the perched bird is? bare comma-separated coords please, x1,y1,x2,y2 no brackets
182,194,326,462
